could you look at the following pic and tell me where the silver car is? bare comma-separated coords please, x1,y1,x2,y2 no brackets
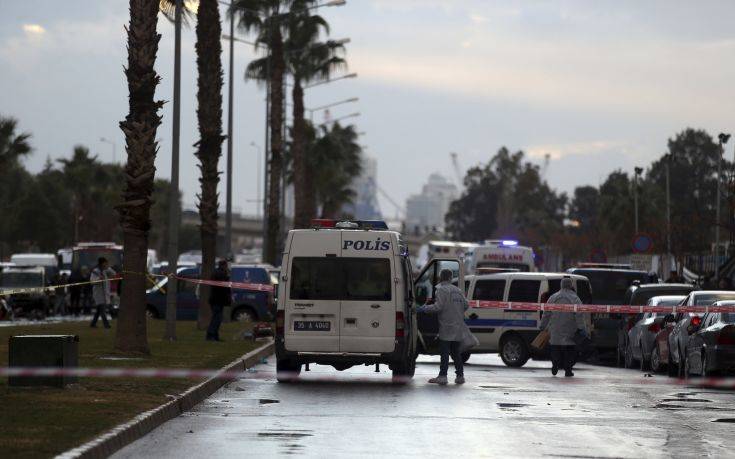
668,291,735,378
625,295,685,371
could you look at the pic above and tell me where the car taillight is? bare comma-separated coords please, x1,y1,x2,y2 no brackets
276,310,285,336
395,312,405,338
691,316,702,327
648,323,661,333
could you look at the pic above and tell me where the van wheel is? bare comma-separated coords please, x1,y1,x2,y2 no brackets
146,307,158,319
392,357,416,383
500,335,529,367
276,360,301,383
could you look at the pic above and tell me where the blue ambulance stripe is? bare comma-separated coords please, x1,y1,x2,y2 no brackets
465,318,538,328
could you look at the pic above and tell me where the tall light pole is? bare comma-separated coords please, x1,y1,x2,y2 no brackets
224,3,235,257
165,0,183,341
307,97,358,122
633,166,643,234
665,154,671,256
250,142,262,218
303,72,357,89
99,137,116,163
319,111,360,126
716,133,730,279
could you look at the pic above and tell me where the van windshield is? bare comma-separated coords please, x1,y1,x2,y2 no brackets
290,257,391,301
1,272,43,288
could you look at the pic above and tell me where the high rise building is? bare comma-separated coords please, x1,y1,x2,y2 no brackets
405,173,458,234
343,155,382,220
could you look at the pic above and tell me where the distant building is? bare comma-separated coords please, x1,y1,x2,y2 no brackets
343,155,382,220
405,173,458,234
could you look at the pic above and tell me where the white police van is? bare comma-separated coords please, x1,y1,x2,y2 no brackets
415,270,591,367
275,220,427,382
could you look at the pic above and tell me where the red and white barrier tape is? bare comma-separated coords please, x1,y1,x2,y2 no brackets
174,276,274,293
471,300,735,314
1,366,735,388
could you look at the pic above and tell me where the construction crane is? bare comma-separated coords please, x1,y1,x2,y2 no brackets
376,184,405,220
450,152,463,188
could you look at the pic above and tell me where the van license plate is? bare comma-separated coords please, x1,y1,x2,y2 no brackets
294,321,331,331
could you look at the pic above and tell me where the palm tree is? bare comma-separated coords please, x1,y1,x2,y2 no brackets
0,116,31,170
194,0,225,330
233,0,294,264
286,7,346,228
115,0,165,354
309,122,362,218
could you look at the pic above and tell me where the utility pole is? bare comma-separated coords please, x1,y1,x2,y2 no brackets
164,0,183,341
225,5,234,257
665,156,671,256
716,133,730,279
634,167,643,234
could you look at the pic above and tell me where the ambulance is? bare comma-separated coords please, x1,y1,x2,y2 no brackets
415,270,592,367
275,220,441,383
467,240,536,273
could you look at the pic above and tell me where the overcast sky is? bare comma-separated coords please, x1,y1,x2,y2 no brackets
2,0,735,217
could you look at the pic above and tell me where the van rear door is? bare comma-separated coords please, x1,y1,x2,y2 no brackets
339,233,395,353
284,232,342,352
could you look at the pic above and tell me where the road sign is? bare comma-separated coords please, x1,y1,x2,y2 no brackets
632,233,653,253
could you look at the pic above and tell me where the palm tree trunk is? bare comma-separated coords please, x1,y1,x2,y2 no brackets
292,79,309,228
115,0,164,354
194,0,225,330
265,28,285,264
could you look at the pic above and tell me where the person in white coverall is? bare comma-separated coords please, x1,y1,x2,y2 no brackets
539,277,588,377
418,268,471,385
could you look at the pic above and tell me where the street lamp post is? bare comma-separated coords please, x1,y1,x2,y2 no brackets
164,0,183,341
319,111,360,126
665,155,671,256
225,3,235,257
716,133,731,279
633,167,643,234
250,142,262,218
307,97,358,122
99,137,116,163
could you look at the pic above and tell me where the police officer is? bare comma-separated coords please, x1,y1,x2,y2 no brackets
206,259,232,342
418,268,470,385
540,277,588,377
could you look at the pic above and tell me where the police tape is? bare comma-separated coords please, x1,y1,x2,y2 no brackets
0,278,122,298
471,300,735,314
123,270,275,293
2,366,735,388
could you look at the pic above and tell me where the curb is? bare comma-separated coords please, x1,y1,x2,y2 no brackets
57,340,275,459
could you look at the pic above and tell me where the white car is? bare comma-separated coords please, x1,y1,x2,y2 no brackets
415,271,591,367
275,220,425,383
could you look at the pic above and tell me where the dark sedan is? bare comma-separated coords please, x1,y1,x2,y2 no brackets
685,303,735,377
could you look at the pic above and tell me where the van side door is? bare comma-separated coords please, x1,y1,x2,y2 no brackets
414,258,464,353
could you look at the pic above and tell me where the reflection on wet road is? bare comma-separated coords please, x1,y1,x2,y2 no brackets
114,354,735,458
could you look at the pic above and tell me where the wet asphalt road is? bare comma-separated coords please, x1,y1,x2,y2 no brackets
114,354,735,458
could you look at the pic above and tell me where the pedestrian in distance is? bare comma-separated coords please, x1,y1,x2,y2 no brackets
53,272,68,316
540,277,589,377
68,268,83,316
89,257,116,329
417,268,473,385
206,259,232,342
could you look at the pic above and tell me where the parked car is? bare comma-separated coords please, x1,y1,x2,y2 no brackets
625,295,686,371
684,303,735,377
0,266,49,317
145,264,276,322
668,291,735,378
617,283,697,366
566,267,656,357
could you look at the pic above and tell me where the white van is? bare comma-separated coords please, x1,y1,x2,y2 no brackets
467,240,536,273
275,220,441,382
415,269,591,367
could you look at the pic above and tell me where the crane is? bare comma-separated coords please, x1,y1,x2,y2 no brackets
376,184,405,220
450,152,463,188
